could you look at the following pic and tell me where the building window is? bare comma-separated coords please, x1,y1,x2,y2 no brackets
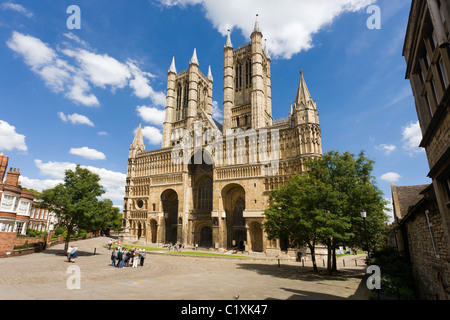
233,197,245,226
235,64,242,91
438,56,449,89
198,177,212,212
425,210,440,258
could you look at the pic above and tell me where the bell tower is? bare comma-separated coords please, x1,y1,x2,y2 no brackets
223,15,272,133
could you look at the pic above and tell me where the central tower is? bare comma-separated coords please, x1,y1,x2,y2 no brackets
223,15,272,132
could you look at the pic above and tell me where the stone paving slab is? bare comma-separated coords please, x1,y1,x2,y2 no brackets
0,236,370,301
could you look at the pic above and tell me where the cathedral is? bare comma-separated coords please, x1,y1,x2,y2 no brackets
122,17,322,254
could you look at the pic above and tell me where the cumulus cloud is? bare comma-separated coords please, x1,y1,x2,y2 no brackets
6,31,166,107
380,172,401,183
141,126,163,145
401,121,424,155
58,112,94,126
0,120,27,152
136,105,166,126
159,0,375,59
69,147,106,160
33,159,126,202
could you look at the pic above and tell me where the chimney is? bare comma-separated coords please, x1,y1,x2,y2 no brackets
5,167,20,186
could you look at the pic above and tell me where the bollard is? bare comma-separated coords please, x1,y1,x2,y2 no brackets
94,248,96,256
355,260,358,266
323,259,325,267
302,259,304,267
343,259,345,267
278,259,280,268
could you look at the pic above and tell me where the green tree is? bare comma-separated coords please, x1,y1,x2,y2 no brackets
37,165,105,252
264,150,389,275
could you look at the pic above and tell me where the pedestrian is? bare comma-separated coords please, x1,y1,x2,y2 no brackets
140,249,146,266
195,242,198,251
111,248,117,266
125,248,132,267
108,239,113,250
297,250,302,262
117,248,124,268
132,249,139,268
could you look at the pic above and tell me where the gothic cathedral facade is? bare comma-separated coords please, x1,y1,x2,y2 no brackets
122,18,322,254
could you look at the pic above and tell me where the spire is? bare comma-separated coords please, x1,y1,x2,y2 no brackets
168,55,176,74
207,64,213,82
190,47,199,66
225,29,233,48
295,70,314,109
130,122,145,156
253,14,262,34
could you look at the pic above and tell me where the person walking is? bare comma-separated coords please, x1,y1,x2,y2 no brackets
140,249,146,266
108,239,113,250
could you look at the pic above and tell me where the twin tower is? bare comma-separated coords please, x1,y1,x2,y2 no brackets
161,15,320,150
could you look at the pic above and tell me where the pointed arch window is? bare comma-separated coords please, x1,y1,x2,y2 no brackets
234,197,245,226
198,177,213,212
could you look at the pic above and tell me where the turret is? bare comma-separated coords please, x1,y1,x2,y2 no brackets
162,56,177,148
223,30,234,133
187,48,200,129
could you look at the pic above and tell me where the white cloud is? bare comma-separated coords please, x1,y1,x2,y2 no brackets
0,120,27,152
380,172,401,183
33,159,126,202
376,144,396,155
69,147,106,160
141,126,163,145
7,31,165,107
159,0,375,59
212,100,223,124
401,121,424,155
58,112,94,127
19,176,62,192
136,105,166,126
1,2,33,18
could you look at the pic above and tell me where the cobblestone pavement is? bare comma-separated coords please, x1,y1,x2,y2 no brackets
0,236,370,300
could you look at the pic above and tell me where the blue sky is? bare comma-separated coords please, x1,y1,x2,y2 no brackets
0,0,431,220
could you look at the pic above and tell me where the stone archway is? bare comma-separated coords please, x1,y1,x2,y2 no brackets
221,183,246,250
161,189,178,244
200,226,213,248
249,222,264,252
149,219,158,243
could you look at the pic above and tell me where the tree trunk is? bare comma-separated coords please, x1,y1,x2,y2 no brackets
326,243,333,276
332,246,337,272
307,242,318,273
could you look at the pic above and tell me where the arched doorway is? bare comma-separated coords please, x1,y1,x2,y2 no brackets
222,183,246,250
149,219,157,243
200,226,212,248
249,222,264,252
161,189,178,244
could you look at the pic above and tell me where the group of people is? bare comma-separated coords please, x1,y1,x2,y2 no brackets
111,247,146,268
66,245,78,262
168,242,185,252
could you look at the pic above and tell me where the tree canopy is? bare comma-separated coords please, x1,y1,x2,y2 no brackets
38,165,120,251
263,150,389,274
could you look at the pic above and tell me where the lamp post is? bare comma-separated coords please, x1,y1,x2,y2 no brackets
360,209,370,260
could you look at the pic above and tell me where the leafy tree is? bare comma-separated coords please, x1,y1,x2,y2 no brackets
264,150,389,275
37,165,105,252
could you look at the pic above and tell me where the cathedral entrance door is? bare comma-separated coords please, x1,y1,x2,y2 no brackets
200,226,212,248
161,189,179,244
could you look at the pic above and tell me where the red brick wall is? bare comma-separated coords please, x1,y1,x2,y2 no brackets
0,233,17,257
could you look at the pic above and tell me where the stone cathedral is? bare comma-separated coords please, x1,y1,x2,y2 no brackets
122,17,322,254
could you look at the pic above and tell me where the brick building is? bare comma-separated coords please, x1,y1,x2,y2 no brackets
398,0,450,299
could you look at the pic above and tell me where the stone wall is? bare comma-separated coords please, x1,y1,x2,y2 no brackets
0,233,16,257
403,204,450,299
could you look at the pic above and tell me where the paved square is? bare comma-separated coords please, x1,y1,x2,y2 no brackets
0,236,370,300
